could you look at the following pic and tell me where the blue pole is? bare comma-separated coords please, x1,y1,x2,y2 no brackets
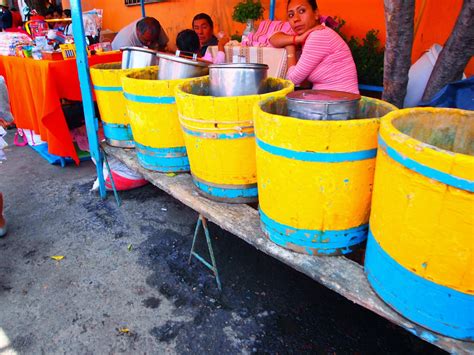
269,0,276,20
141,0,146,18
70,0,107,199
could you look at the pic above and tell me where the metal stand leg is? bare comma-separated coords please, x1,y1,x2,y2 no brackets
100,147,121,207
188,215,222,291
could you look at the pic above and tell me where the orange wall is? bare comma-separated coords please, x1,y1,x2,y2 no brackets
82,0,473,75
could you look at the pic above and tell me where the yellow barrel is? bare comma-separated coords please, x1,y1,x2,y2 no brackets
255,96,397,255
365,108,474,340
90,62,138,148
175,77,294,203
122,67,191,172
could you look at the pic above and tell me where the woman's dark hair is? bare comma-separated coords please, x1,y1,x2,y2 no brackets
287,0,317,10
176,29,200,55
192,13,213,30
63,9,71,17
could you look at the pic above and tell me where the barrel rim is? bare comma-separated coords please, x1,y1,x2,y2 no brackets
175,76,294,100
90,61,141,73
122,67,196,95
255,95,397,126
381,107,474,160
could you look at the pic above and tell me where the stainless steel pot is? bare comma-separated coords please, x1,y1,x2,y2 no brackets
209,63,269,97
157,52,209,80
286,90,361,120
121,47,158,69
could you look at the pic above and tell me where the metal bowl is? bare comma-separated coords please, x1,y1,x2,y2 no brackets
157,52,209,80
121,46,158,69
209,63,269,97
286,90,361,120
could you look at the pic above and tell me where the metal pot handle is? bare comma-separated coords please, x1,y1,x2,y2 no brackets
175,50,198,61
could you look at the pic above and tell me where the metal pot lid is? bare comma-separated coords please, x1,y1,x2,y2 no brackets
157,52,209,68
287,90,361,103
209,63,269,70
120,46,157,55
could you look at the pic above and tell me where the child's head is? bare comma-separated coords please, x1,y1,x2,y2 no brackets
176,29,200,55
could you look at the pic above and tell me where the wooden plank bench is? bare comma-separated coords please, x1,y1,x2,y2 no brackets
103,143,473,354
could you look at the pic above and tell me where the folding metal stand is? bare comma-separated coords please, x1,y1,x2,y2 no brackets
188,215,222,291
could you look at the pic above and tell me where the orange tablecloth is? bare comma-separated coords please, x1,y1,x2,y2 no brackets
0,52,122,164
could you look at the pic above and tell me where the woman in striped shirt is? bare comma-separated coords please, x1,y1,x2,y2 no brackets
270,0,359,94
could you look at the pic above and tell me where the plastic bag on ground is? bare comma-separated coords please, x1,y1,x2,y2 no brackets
91,156,148,191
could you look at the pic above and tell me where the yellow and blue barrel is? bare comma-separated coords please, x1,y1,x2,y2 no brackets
255,96,397,255
175,77,294,203
122,67,190,172
90,62,138,148
365,108,474,340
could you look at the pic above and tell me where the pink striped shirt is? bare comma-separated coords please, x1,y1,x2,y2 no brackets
286,27,359,94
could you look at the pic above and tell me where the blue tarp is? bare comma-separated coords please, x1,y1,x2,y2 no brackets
419,77,474,110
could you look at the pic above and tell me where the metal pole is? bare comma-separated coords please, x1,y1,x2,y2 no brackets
141,0,146,18
70,0,107,199
269,0,276,20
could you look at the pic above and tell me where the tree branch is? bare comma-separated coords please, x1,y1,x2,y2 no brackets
422,0,474,102
382,0,415,107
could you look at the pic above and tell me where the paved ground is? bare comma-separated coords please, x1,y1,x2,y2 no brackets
0,132,444,354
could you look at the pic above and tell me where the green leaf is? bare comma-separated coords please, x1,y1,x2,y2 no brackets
232,0,264,23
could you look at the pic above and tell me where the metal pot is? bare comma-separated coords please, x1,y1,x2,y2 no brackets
286,90,361,120
209,63,269,97
157,52,209,80
121,47,158,69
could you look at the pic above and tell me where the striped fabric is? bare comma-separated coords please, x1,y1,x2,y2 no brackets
242,20,293,47
286,27,359,94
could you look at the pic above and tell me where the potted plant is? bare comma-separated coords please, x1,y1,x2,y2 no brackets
232,0,264,38
335,19,385,98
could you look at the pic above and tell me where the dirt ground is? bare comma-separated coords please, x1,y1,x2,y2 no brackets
0,132,444,354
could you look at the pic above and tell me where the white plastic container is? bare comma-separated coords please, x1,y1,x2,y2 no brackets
403,44,442,108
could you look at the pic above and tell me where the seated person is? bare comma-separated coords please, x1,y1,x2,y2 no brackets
112,17,169,51
270,0,358,94
176,29,227,64
0,0,12,31
192,13,218,57
45,6,64,29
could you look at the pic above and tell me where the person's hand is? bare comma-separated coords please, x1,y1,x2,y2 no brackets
0,119,10,129
217,34,230,51
295,25,324,45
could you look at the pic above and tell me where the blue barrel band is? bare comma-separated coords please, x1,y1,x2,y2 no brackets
123,92,176,104
93,85,122,92
260,208,367,254
378,136,474,192
103,122,128,129
256,138,377,163
135,142,189,172
365,230,474,340
181,126,255,140
134,142,187,157
102,122,133,142
193,178,258,199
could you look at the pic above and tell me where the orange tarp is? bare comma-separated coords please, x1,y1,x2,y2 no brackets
81,0,473,76
0,52,121,163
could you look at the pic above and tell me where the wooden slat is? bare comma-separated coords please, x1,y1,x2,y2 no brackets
103,144,473,354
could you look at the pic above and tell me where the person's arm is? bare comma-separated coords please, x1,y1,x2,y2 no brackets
286,30,330,86
285,44,297,68
269,26,318,48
